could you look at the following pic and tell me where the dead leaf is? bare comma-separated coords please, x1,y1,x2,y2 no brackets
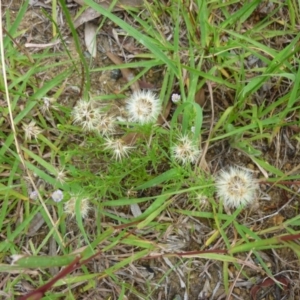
250,275,289,300
27,212,45,236
84,22,97,58
271,214,285,226
73,0,144,28
106,52,156,91
48,237,59,276
138,80,155,89
106,51,140,92
194,88,205,107
130,203,142,217
288,125,300,133
74,8,101,29
157,100,171,125
122,132,144,145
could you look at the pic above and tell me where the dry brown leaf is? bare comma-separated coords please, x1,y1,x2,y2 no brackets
122,132,143,145
106,51,140,92
84,22,98,57
288,125,300,133
74,8,101,29
271,214,285,225
250,275,289,300
194,88,205,107
138,80,155,89
157,100,171,125
73,0,144,28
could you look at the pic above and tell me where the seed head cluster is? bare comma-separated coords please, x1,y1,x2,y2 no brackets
28,82,264,235
104,137,135,161
70,93,260,215
71,91,162,161
72,99,116,135
126,90,161,124
64,195,91,219
72,99,105,132
215,166,258,209
171,134,201,165
22,120,42,141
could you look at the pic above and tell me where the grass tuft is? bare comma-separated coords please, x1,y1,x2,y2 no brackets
1,0,300,299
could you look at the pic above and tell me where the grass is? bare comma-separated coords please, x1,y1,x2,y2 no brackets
1,0,300,299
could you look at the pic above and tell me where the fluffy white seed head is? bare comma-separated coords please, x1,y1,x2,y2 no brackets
171,134,201,165
94,114,115,136
215,166,258,209
40,97,58,114
72,99,103,132
54,167,68,184
64,195,91,219
104,137,135,161
126,90,161,124
22,121,42,141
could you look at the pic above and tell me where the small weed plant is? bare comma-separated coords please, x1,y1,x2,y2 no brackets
1,0,300,299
